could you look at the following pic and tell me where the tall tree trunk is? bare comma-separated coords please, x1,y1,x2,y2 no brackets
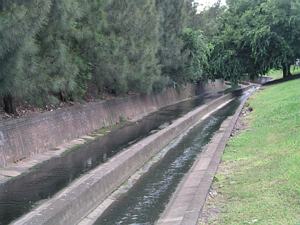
3,94,17,114
59,91,67,102
282,64,292,78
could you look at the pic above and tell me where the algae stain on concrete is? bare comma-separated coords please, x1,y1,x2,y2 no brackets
0,131,5,146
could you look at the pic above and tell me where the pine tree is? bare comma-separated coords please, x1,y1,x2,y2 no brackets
156,0,190,83
98,0,162,94
35,0,87,104
0,0,52,113
0,0,209,114
75,0,107,97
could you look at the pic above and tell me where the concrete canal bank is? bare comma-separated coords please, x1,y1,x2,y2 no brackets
11,90,240,225
0,81,225,168
157,88,255,225
83,87,255,225
1,93,223,224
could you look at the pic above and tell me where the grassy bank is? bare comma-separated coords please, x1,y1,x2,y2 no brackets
210,79,300,225
267,66,300,80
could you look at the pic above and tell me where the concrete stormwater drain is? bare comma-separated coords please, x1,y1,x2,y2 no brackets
7,87,255,225
0,94,221,225
90,98,241,225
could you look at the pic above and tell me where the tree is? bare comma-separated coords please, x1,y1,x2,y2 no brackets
249,0,300,77
207,1,258,83
181,28,210,82
194,0,225,38
0,0,52,113
0,0,212,114
98,0,162,95
207,0,300,82
35,0,87,104
75,0,107,97
156,0,189,83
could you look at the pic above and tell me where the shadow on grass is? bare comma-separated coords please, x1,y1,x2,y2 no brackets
263,73,300,86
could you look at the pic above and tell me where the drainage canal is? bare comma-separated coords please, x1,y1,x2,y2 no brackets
94,98,241,225
0,94,222,225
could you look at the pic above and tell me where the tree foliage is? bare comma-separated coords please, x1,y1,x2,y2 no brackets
0,0,211,113
155,0,188,82
181,28,210,82
99,0,161,94
206,0,300,83
0,0,52,112
2,0,298,114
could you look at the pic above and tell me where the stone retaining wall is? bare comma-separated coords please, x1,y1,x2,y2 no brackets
0,80,225,168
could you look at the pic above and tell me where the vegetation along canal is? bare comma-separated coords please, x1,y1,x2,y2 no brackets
94,96,243,225
0,93,222,225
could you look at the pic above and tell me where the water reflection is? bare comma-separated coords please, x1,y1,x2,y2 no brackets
95,99,240,225
0,93,221,225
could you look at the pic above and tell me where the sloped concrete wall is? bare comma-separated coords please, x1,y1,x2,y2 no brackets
13,91,233,225
0,81,225,168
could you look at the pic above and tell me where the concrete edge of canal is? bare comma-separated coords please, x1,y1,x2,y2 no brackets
11,87,253,225
76,96,236,225
156,87,257,225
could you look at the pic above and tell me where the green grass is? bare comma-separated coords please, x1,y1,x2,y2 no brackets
213,79,300,225
267,66,300,80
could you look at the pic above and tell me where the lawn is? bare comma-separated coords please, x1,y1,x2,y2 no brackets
267,66,300,80
211,79,300,225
